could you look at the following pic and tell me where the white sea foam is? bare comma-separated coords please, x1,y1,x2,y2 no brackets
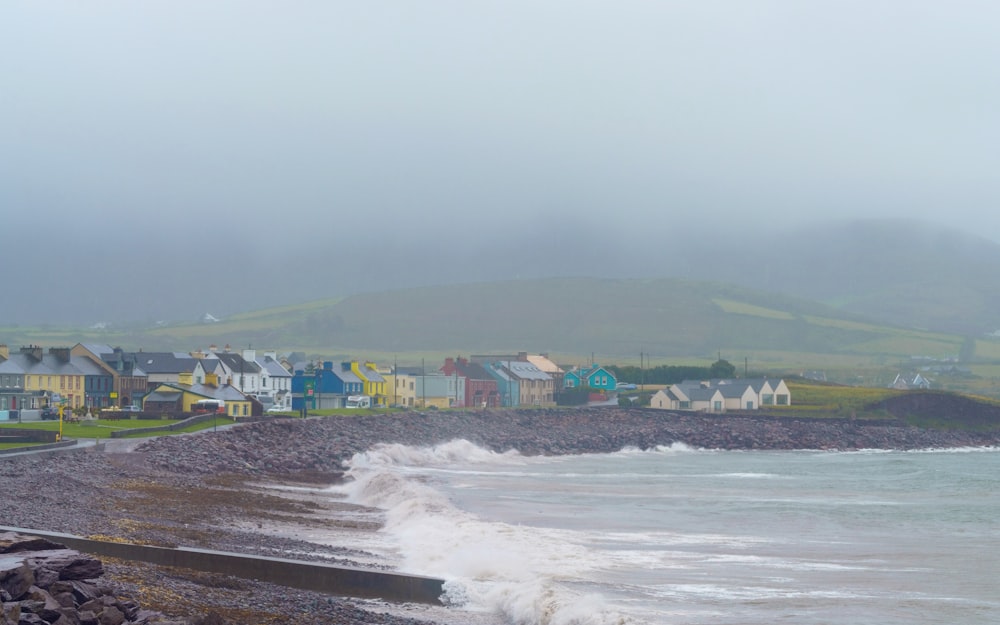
323,442,999,625
609,442,704,456
333,441,643,624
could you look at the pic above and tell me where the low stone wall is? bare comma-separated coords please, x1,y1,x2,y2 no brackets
0,527,444,607
108,414,217,439
0,429,58,444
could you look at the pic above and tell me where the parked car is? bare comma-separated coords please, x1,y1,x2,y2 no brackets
40,406,59,420
122,405,142,413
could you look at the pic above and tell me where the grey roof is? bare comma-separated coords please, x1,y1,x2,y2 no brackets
154,382,248,401
455,361,495,381
356,367,385,383
329,368,363,384
394,366,425,376
0,359,26,374
71,356,111,376
2,353,77,376
687,386,722,401
503,361,551,381
136,352,199,374
716,383,755,398
145,390,183,403
213,352,262,374
259,356,292,377
77,343,114,357
487,363,513,382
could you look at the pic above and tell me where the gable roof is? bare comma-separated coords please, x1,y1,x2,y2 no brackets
152,381,249,401
503,360,551,381
526,354,563,375
259,356,292,377
455,361,495,381
211,352,262,375
136,352,199,374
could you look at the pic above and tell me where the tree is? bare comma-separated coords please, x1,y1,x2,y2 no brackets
709,358,736,379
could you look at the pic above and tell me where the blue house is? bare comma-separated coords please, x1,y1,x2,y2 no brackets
292,361,364,410
564,364,617,392
486,362,520,407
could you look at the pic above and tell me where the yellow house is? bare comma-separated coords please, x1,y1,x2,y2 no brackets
384,371,418,407
18,346,86,409
350,361,387,406
144,372,253,418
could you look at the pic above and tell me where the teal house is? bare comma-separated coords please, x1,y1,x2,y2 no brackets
564,364,617,392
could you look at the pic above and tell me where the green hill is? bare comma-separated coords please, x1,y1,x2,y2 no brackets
131,277,971,362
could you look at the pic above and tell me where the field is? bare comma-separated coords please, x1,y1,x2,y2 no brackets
0,416,235,441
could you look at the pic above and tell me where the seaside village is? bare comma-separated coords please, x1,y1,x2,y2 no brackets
0,343,791,420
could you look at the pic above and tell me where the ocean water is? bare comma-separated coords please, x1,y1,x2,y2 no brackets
330,441,999,625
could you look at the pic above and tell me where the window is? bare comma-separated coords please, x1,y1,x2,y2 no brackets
680,401,691,409
762,394,774,405
713,401,723,411
777,394,789,405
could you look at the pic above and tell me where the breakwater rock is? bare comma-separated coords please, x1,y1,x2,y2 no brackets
136,408,1000,477
0,532,174,625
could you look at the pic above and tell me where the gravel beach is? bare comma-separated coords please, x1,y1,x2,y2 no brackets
3,407,999,624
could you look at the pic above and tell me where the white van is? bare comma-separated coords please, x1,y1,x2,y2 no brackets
345,395,372,409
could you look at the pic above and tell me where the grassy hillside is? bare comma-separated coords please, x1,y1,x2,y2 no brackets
128,277,980,361
7,277,1000,394
691,220,1000,335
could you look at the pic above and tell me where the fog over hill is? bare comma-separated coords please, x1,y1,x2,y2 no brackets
4,218,1000,341
6,3,1000,336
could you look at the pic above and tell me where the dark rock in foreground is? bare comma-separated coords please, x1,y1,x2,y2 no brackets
0,531,165,625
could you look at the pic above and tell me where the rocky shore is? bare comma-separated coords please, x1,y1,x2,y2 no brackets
2,407,998,624
134,407,1000,478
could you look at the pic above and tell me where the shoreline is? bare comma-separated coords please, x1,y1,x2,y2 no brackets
3,407,999,624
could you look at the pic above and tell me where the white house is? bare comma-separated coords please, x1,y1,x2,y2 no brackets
651,378,791,412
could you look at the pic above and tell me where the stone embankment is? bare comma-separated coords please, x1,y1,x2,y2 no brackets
136,408,1000,477
0,532,174,625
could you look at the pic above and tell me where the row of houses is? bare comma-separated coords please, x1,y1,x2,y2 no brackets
650,378,792,413
292,353,619,410
0,344,293,418
0,341,792,417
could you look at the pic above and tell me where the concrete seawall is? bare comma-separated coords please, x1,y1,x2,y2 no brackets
0,525,445,605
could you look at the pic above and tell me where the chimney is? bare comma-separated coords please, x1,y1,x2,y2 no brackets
243,348,257,363
224,344,231,353
0,344,8,360
21,345,43,361
209,344,218,353
517,352,528,361
49,347,71,363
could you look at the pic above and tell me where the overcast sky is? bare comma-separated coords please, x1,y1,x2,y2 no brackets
2,1,999,323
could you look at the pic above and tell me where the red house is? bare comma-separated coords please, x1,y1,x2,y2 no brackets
441,357,502,409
